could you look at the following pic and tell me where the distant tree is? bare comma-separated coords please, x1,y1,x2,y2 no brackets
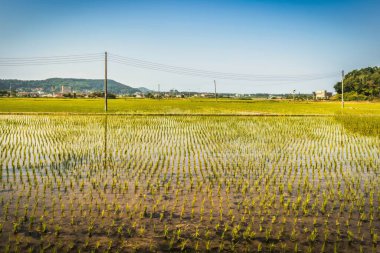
88,92,116,98
107,93,116,99
146,92,154,98
0,90,8,97
334,67,380,100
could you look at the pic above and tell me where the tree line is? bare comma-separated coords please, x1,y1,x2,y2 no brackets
334,67,380,100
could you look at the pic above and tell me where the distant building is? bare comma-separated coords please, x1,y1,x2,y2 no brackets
200,93,215,98
17,92,40,97
134,92,144,98
268,95,284,99
31,87,44,92
313,90,332,100
61,86,72,94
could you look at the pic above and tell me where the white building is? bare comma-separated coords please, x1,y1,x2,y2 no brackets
313,90,332,100
61,86,72,94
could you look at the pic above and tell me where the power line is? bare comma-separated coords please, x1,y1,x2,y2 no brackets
111,57,337,82
109,53,338,82
0,53,103,60
0,51,339,83
0,53,103,66
109,53,323,78
0,60,103,66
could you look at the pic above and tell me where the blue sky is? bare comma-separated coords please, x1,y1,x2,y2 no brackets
0,0,379,93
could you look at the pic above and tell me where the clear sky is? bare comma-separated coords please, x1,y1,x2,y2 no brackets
0,0,379,93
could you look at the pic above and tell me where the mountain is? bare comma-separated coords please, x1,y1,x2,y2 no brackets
0,78,146,94
137,87,152,93
334,67,380,100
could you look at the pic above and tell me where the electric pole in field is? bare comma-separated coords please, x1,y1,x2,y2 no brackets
341,70,344,108
104,51,108,112
214,80,217,101
158,84,160,98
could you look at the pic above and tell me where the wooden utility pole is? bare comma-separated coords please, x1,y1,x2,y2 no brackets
214,80,217,101
341,70,344,108
104,51,108,112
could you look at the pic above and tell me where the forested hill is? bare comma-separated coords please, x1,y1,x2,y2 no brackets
334,67,380,100
0,78,145,94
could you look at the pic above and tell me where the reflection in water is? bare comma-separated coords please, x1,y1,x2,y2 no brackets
104,114,108,170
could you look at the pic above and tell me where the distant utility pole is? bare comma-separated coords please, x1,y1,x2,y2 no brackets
9,84,11,97
158,84,160,98
214,80,217,101
341,70,344,108
104,51,108,112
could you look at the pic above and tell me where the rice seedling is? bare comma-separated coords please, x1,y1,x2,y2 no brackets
0,114,378,252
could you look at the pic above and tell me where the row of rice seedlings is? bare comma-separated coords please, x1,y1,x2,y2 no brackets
0,115,378,252
334,114,380,137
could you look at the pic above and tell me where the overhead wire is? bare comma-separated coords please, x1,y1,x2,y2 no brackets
109,53,338,82
0,52,339,84
0,53,103,66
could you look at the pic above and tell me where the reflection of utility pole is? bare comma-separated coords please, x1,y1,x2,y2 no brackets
104,115,108,170
341,70,344,108
214,80,217,102
104,51,108,112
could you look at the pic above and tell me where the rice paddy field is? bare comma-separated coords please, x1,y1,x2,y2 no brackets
1,97,380,115
0,99,379,252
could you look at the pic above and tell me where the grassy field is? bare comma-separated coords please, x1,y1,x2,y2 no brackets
1,97,380,115
0,114,379,252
